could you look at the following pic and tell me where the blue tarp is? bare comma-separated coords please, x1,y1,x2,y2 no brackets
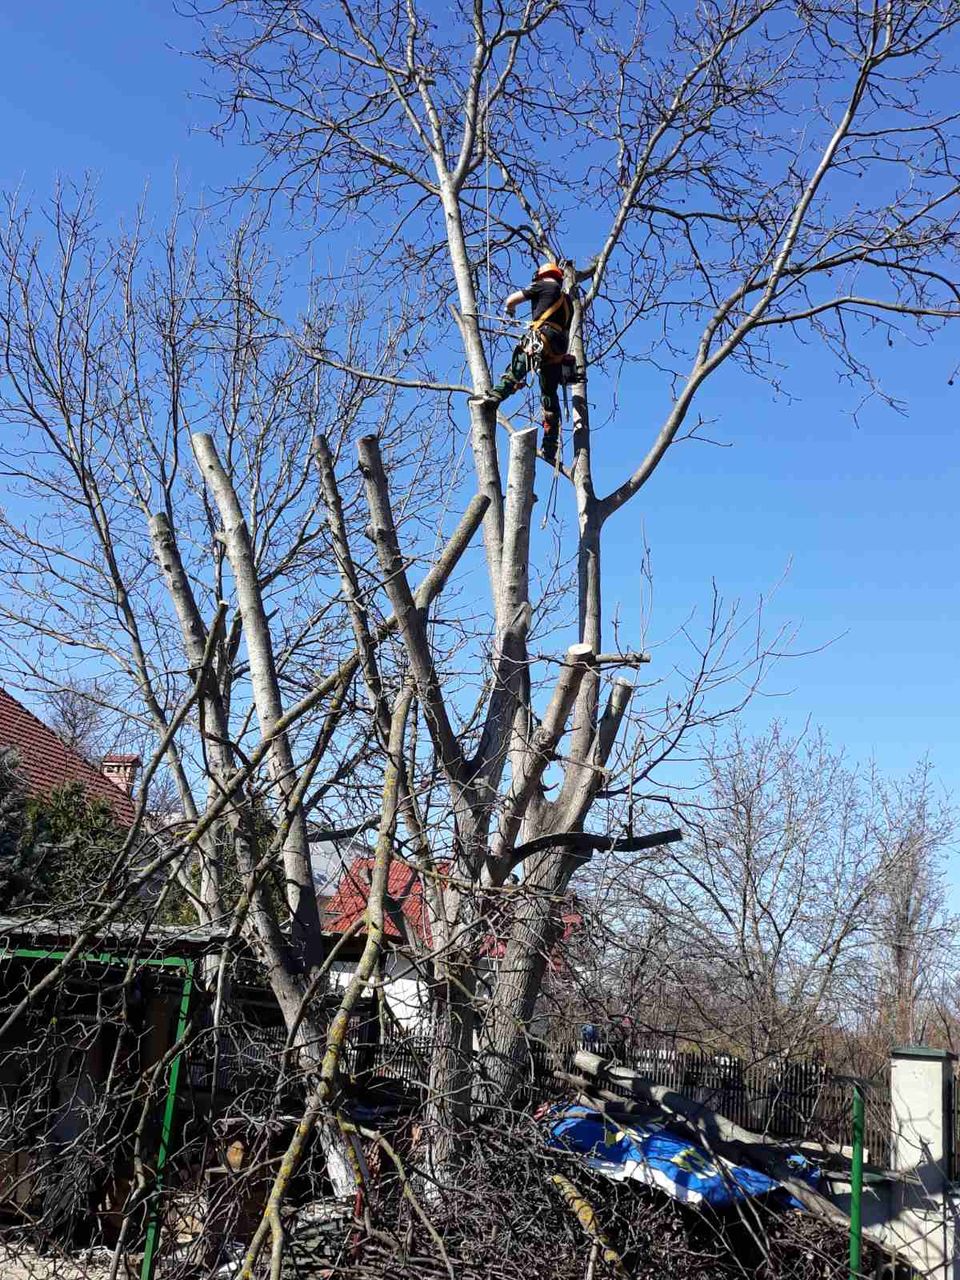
544,1104,817,1210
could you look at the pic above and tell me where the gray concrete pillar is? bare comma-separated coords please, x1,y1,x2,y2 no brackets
887,1046,958,1278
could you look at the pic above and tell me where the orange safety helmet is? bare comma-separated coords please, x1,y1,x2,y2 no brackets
535,261,564,282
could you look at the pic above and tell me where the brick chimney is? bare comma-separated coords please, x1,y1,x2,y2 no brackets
102,753,141,796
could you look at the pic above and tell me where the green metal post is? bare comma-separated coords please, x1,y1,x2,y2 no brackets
1,944,195,1280
140,958,194,1280
849,1081,865,1280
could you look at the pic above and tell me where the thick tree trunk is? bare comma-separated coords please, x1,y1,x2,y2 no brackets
478,849,570,1106
477,291,625,1107
425,954,478,1172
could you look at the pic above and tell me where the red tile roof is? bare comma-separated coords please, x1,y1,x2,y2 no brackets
323,857,433,945
323,857,583,965
0,687,137,827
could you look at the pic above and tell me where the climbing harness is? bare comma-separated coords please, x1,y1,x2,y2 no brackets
529,290,573,342
520,326,577,380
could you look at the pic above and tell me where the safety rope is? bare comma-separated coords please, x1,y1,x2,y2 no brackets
540,452,562,530
484,74,492,317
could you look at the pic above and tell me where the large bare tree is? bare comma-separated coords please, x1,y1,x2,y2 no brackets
0,188,777,1275
189,0,960,1102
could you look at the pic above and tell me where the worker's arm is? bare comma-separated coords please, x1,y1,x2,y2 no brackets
504,289,528,316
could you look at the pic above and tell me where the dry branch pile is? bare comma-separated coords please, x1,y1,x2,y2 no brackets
266,1118,874,1280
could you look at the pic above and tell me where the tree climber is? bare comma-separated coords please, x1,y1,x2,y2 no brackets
476,262,574,466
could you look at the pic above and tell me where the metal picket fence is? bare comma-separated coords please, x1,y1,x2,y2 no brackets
181,1014,893,1166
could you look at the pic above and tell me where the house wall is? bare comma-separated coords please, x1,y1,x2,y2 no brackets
328,951,429,1034
381,951,429,1033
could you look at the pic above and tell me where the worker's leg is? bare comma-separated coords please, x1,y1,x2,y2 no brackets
489,344,529,403
539,363,562,464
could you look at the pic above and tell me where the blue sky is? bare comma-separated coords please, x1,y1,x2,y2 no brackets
609,333,959,786
0,1,232,204
0,0,957,808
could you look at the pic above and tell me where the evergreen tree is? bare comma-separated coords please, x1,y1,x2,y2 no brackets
24,783,125,908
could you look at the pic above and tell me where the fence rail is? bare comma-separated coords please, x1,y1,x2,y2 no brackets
345,1030,893,1167
163,1007,898,1170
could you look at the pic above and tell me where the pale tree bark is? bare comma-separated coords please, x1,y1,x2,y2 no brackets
149,511,229,919
192,431,323,961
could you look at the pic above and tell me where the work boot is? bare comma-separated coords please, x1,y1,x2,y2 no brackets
541,423,560,466
490,375,526,401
